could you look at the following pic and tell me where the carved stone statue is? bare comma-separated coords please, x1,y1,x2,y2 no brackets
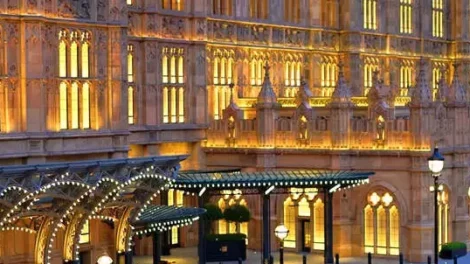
298,115,308,141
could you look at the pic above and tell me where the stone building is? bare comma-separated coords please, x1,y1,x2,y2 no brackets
1,0,470,263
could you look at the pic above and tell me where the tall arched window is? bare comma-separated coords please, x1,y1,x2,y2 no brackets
128,86,134,125
284,56,302,97
432,0,444,38
364,59,379,96
313,198,325,250
162,47,185,124
250,55,266,86
364,191,400,256
363,0,377,30
400,62,413,96
79,220,90,244
432,62,445,100
321,57,337,97
57,30,92,130
400,0,413,34
283,197,296,248
127,45,135,125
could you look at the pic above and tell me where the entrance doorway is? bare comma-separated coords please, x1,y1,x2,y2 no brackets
300,219,311,252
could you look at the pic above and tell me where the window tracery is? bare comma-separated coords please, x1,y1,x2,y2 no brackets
432,0,444,38
363,0,377,30
162,47,185,124
400,61,414,97
364,58,379,96
284,55,302,98
320,56,337,97
400,0,413,34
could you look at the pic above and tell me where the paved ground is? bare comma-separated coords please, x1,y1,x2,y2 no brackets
133,247,470,264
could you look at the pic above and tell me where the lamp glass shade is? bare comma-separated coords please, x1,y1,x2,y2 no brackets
428,148,445,174
97,255,113,264
274,224,289,240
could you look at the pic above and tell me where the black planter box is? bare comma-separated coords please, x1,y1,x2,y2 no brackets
205,239,247,262
439,247,467,259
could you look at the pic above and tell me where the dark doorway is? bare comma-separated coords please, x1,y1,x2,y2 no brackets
300,220,311,252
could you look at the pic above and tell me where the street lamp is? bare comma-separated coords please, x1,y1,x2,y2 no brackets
97,253,113,264
275,224,289,264
428,147,444,264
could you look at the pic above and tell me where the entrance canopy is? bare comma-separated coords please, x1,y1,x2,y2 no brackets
174,170,374,193
133,205,206,236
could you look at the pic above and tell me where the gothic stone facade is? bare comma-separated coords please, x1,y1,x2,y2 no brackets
1,0,470,263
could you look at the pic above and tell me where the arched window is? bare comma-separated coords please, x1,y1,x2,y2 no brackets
400,63,413,96
364,60,379,96
283,197,296,248
82,82,90,129
57,30,92,130
322,0,337,28
400,0,413,34
284,56,302,97
363,0,378,30
128,86,134,125
162,0,184,11
364,191,400,256
321,58,337,97
162,47,185,124
298,197,310,217
127,45,135,125
79,220,90,244
313,198,325,250
432,0,444,38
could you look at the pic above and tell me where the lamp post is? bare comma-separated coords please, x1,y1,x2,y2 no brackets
428,147,445,264
97,253,113,264
275,224,289,264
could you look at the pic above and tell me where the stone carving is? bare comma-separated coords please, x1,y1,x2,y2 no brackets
298,115,308,142
272,28,284,44
146,14,157,33
212,21,234,41
252,26,269,43
58,0,90,19
8,0,18,12
286,29,306,46
97,0,107,21
196,19,206,39
162,17,184,38
26,0,37,13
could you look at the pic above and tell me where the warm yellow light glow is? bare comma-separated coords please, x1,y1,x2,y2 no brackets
432,0,444,38
178,87,184,123
389,206,400,255
250,60,256,85
59,40,67,77
70,41,78,78
218,198,227,234
382,193,393,207
82,82,90,129
81,42,89,78
364,204,374,253
220,58,226,85
79,220,90,244
400,65,412,96
369,192,380,206
400,0,413,34
432,67,442,100
127,0,132,4
438,190,448,247
59,82,68,129
128,86,134,124
178,56,184,83
363,0,377,30
127,48,133,83
168,189,174,206
171,226,179,245
313,198,325,250
227,59,233,84
71,82,79,129
162,0,184,11
364,63,378,95
376,205,387,254
162,56,169,83
170,56,176,83
298,197,310,217
214,58,219,85
283,198,296,248
170,88,177,123
257,60,263,85
163,87,169,123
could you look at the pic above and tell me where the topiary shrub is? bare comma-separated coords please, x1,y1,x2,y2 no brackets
223,204,251,233
203,203,224,234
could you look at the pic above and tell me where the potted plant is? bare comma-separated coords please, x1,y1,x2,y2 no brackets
203,203,224,234
439,242,467,259
205,204,250,262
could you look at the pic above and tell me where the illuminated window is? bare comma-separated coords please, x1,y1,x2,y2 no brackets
284,0,300,23
249,0,268,19
168,189,174,206
79,220,90,244
400,63,413,96
298,197,310,217
127,0,132,4
250,57,266,86
432,0,444,38
432,62,445,100
364,59,379,96
218,198,227,234
82,82,90,129
320,57,337,97
438,189,449,248
212,50,235,119
213,0,232,15
363,0,377,30
127,45,134,83
217,194,248,243
283,198,296,248
176,190,184,207
400,0,413,34
364,192,400,256
59,82,68,130
313,198,325,250
171,226,179,245
162,0,184,11
162,47,185,124
284,56,301,97
57,30,92,130
128,86,134,125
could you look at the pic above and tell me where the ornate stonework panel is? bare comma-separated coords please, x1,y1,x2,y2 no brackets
58,0,91,19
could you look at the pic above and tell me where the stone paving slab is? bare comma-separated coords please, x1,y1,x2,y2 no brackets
134,247,470,264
